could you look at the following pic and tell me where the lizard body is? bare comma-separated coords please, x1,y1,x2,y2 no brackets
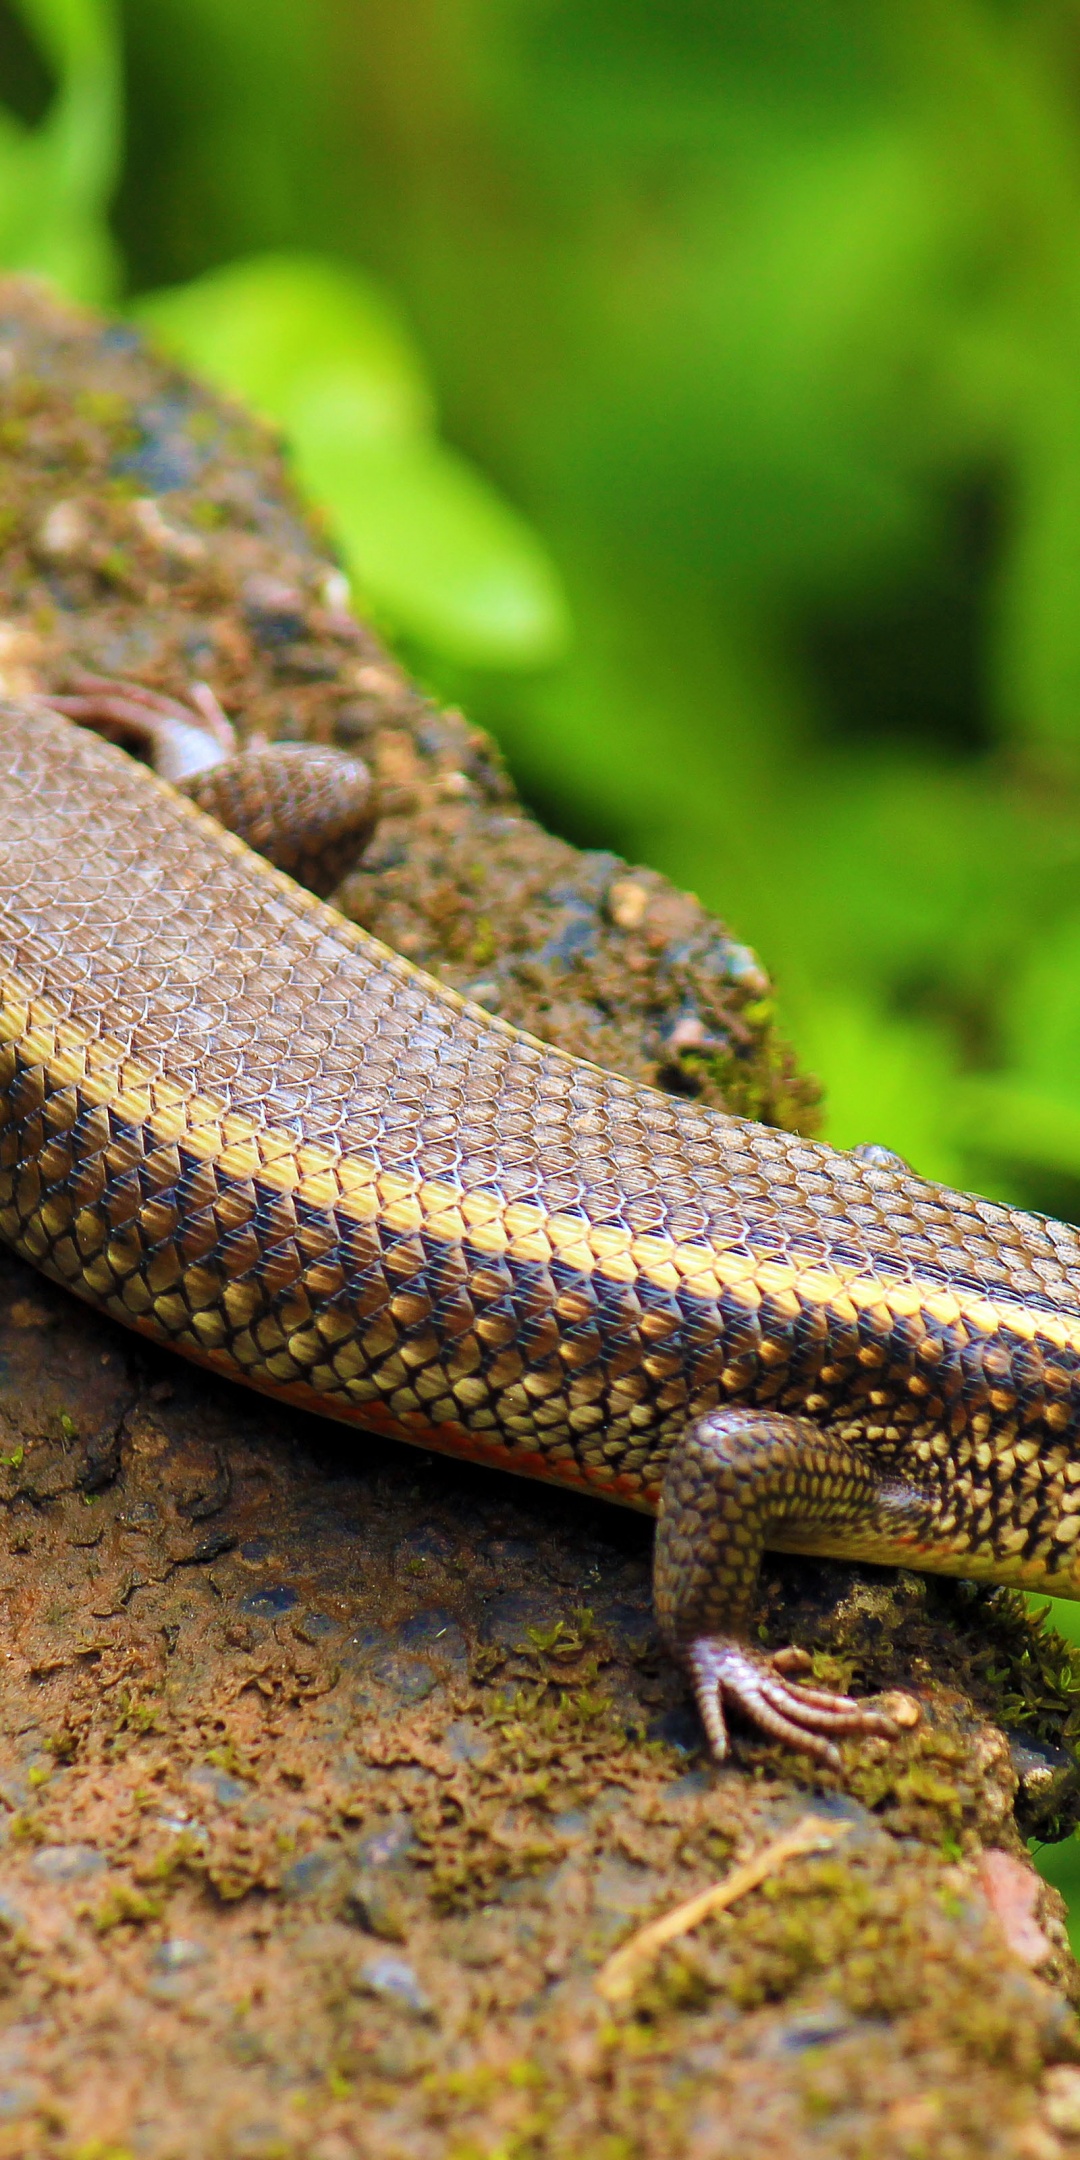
2,695,1079,1762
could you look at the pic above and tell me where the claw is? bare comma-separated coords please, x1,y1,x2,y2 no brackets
771,1644,814,1677
686,1637,899,1769
43,673,237,781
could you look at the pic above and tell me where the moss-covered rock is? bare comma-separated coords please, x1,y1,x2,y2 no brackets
0,278,1074,2160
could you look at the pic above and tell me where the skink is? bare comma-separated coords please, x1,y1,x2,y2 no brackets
3,693,1080,1767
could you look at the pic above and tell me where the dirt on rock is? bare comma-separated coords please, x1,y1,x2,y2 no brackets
0,279,1075,2160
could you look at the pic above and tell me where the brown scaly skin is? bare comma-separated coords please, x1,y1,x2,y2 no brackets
5,688,1080,1768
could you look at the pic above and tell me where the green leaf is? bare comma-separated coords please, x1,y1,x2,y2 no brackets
997,424,1080,748
133,251,570,669
298,431,569,668
781,990,971,1191
132,253,433,444
0,0,121,302
999,912,1080,1103
950,1077,1080,1184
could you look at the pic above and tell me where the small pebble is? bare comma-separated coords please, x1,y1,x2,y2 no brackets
30,1845,106,1882
550,1808,590,1838
369,1650,439,1703
356,1954,431,2019
187,1765,249,1808
117,1501,159,1528
131,495,205,562
607,878,648,931
151,1938,208,1974
979,1850,1053,1970
240,1583,298,1616
879,1691,921,1729
371,2032,437,2079
1044,2068,1080,2137
394,1608,468,1670
292,1610,340,1643
353,662,400,697
355,1815,415,1871
720,941,769,993
666,1015,707,1053
36,501,89,560
322,568,351,612
280,1850,343,1901
774,2006,853,2054
344,1870,407,1942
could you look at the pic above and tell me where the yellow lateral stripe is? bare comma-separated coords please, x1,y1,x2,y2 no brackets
5,960,1080,1358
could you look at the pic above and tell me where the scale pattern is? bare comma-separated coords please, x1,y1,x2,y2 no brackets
182,742,374,896
3,702,1080,1588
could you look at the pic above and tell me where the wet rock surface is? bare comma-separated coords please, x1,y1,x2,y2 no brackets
0,281,1075,2157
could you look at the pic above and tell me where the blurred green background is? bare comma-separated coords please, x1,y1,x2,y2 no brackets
7,0,1080,1908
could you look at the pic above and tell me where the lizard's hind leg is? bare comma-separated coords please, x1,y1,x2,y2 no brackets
654,1409,928,1766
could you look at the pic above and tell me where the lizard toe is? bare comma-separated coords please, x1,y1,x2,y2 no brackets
686,1636,897,1768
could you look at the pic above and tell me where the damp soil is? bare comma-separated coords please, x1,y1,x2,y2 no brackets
0,278,1075,2159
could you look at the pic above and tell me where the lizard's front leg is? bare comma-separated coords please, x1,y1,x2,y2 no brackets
45,676,375,892
654,1409,929,1766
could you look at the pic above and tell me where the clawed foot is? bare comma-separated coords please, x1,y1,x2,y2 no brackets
686,1637,900,1770
45,673,237,782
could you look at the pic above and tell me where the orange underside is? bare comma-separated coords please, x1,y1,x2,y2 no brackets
86,1303,1080,1596
125,1311,664,1515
